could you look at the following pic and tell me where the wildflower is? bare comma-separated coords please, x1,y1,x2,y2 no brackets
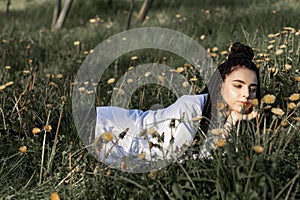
271,108,285,116
50,192,60,200
191,116,203,122
106,169,111,176
131,56,138,61
279,44,287,49
101,132,114,142
32,127,41,135
176,67,184,73
189,77,197,82
216,139,226,148
262,94,276,104
267,45,274,50
285,64,292,71
127,79,133,83
251,99,259,107
56,74,63,79
157,75,164,82
149,142,153,149
89,18,97,23
295,76,300,82
44,125,52,132
221,50,228,55
292,117,300,122
253,145,264,154
288,102,296,110
19,146,27,154
73,41,80,46
200,35,206,40
148,127,159,137
0,85,6,90
182,81,189,88
107,78,115,84
211,128,226,136
289,93,300,101
145,72,151,77
148,170,157,178
139,152,146,160
113,88,125,95
5,66,11,70
78,87,85,92
281,119,288,127
275,49,284,55
216,102,225,110
210,53,218,58
212,47,219,52
120,162,127,170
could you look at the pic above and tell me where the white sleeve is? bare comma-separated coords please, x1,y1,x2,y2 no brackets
95,94,207,166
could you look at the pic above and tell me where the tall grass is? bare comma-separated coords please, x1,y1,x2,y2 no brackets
0,0,300,199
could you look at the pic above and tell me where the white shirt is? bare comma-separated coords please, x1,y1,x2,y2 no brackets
95,94,208,170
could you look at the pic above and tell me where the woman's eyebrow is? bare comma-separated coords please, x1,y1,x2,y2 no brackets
232,80,257,86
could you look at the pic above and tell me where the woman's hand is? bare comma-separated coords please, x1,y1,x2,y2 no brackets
224,110,259,132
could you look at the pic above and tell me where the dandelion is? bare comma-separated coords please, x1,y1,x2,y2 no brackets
148,170,156,178
212,47,219,52
32,127,41,135
191,116,203,122
139,152,146,160
145,72,151,77
113,88,125,95
106,169,111,176
271,108,285,116
46,73,53,79
127,79,133,83
131,56,138,61
139,129,147,137
189,77,198,82
0,85,6,90
157,75,164,82
269,39,276,44
49,82,58,87
5,66,11,69
279,44,287,49
89,18,97,23
50,192,60,200
107,78,115,84
295,76,300,82
148,127,159,137
216,139,226,148
200,35,206,40
251,99,259,107
44,125,52,132
262,94,276,104
120,162,127,170
176,67,184,73
211,128,226,136
19,146,27,154
216,102,225,110
221,50,228,55
292,117,300,122
289,93,300,101
253,145,264,154
267,45,274,50
281,119,288,127
210,53,218,58
175,14,181,18
73,41,80,46
56,74,63,79
182,81,189,88
275,49,284,55
285,64,292,71
101,132,114,142
288,102,296,110
78,87,85,92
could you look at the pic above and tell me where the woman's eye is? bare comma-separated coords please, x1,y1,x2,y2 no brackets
250,87,256,93
234,85,242,88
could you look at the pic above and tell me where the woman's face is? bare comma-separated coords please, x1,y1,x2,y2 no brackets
221,67,258,113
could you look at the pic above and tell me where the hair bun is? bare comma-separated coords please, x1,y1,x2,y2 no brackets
228,42,254,60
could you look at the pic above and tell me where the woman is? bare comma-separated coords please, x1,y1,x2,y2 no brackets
94,42,260,171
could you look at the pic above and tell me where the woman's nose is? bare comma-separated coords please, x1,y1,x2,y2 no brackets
242,87,250,98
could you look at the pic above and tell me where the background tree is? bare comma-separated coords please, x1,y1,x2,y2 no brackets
134,0,153,24
51,0,73,31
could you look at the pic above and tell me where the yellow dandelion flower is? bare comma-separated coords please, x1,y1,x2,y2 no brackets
191,116,203,122
200,35,206,40
0,85,6,90
264,105,272,110
262,94,276,104
275,49,284,55
131,56,138,61
189,77,198,82
147,127,159,137
267,45,274,50
120,162,127,170
210,53,218,58
251,99,259,107
288,102,296,110
32,127,41,135
106,169,111,176
285,64,292,71
271,108,285,116
5,66,11,70
139,152,146,160
113,87,125,95
157,75,164,82
281,119,288,127
295,76,300,82
148,170,157,178
253,145,264,154
44,125,52,132
279,44,287,49
289,93,300,101
78,87,85,92
292,117,300,122
216,139,226,148
50,192,60,200
89,18,97,23
127,79,133,83
212,47,219,52
211,128,226,136
145,72,151,77
149,142,153,149
269,39,276,44
101,132,114,142
221,50,228,55
264,57,271,62
216,102,225,110
73,41,80,46
182,81,189,88
56,74,63,79
107,78,115,84
19,146,27,154
176,67,184,73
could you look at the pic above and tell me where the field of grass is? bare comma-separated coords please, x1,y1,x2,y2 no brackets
1,0,300,199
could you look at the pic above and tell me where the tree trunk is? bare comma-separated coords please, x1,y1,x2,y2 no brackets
126,0,134,30
52,0,73,31
6,0,11,17
134,0,153,24
51,0,61,30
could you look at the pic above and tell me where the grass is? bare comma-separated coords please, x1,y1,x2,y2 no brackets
0,0,300,199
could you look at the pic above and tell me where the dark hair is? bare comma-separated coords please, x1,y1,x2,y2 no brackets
199,42,261,133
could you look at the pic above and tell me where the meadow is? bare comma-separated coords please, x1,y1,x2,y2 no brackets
0,0,300,199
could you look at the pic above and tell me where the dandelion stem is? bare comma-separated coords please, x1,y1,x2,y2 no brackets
244,155,257,193
0,107,6,130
